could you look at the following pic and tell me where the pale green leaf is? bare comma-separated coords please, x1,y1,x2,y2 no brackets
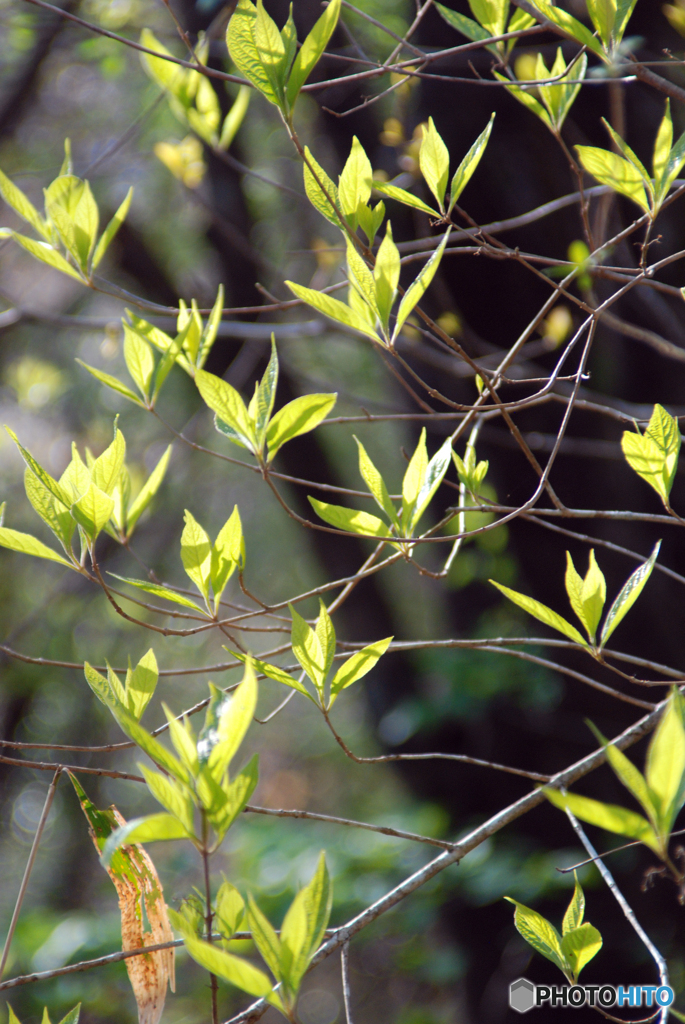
126,444,172,534
247,895,282,980
469,0,509,36
420,117,450,212
562,874,584,935
576,146,650,212
185,934,281,1007
6,428,70,506
195,369,255,452
225,648,316,702
139,765,194,833
252,336,279,448
560,923,603,980
9,231,84,281
338,136,373,225
91,187,133,269
401,429,428,530
211,754,259,838
494,71,552,132
286,0,341,107
412,434,453,530
280,852,331,993
588,721,658,826
565,549,605,642
211,505,243,605
286,281,380,341
123,325,154,401
303,147,342,226
374,222,400,330
101,813,191,864
526,0,605,55
599,541,660,647
125,648,158,720
0,166,50,239
163,707,199,774
329,637,392,705
435,3,491,44
449,113,495,212
181,509,211,600
199,661,257,779
504,898,569,975
586,0,616,47
290,603,326,691
266,393,337,460
219,85,251,150
113,707,188,783
71,483,115,540
24,468,74,551
84,662,122,715
44,174,99,271
354,437,398,525
91,426,126,497
490,580,588,645
393,229,451,342
109,573,205,611
76,360,146,407
372,182,439,217
253,0,287,108
308,496,392,539
139,28,188,96
646,687,685,836
227,0,280,106
544,788,661,854
216,880,246,938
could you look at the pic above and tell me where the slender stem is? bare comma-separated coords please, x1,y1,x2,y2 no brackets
0,769,62,978
202,814,219,1024
341,942,354,1024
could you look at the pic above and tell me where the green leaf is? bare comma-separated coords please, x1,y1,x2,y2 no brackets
227,0,281,107
392,229,451,342
266,393,338,462
504,898,569,975
537,50,587,134
225,649,316,702
286,281,380,341
372,182,439,217
56,1006,80,1024
126,445,172,534
565,549,606,642
357,199,385,244
253,0,289,109
71,483,115,541
286,0,341,108
123,325,155,402
329,637,392,705
84,662,123,715
181,509,212,601
6,427,71,506
435,4,491,43
374,223,400,331
599,541,660,647
560,923,603,980
76,360,146,407
586,0,616,47
589,723,658,828
614,0,638,42
8,231,84,281
211,754,259,838
91,426,126,497
0,166,50,239
247,894,282,980
139,765,195,833
308,496,392,539
44,174,99,271
109,574,205,612
250,336,278,448
125,648,158,720
280,852,331,993
469,0,509,36
544,788,661,854
24,468,74,551
526,0,605,56
449,113,495,213
576,146,650,213
602,120,652,197
91,187,133,270
338,136,373,226
139,28,188,96
216,879,246,938
646,687,685,837
290,603,326,692
211,506,243,606
101,813,191,864
494,70,552,131
303,147,342,226
412,434,453,531
163,707,199,774
401,429,428,531
622,403,681,503
562,873,584,935
114,706,188,782
354,437,398,526
490,580,588,645
420,117,450,212
198,662,257,779
185,934,282,1007
219,85,251,150
195,369,256,452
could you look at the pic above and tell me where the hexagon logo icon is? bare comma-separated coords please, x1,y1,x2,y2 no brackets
510,978,536,1013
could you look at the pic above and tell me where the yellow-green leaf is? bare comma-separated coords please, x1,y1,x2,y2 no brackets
180,509,211,600
303,147,342,226
308,497,392,538
0,166,50,239
562,874,584,935
504,898,569,975
576,146,650,212
286,282,380,341
266,393,337,460
491,580,587,645
560,923,602,980
92,186,133,269
329,637,392,705
599,541,660,647
338,136,373,225
126,444,172,534
544,788,661,854
449,113,495,212
393,229,451,342
44,174,99,271
195,368,255,451
645,687,685,836
286,0,341,107
9,231,84,281
420,117,450,212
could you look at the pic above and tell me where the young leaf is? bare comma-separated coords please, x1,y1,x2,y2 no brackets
211,754,259,838
44,174,99,271
436,2,491,43
247,895,282,980
125,648,159,720
525,0,605,56
180,509,212,601
23,469,74,551
420,118,450,212
645,687,685,836
266,393,337,460
6,428,70,506
198,662,257,780
211,505,243,606
216,879,246,938
76,360,146,407
227,0,281,107
308,497,392,538
354,437,398,526
575,146,650,213
560,922,603,981
139,765,195,833
91,426,126,497
599,541,660,647
109,574,205,612
329,637,393,705
290,603,326,692
412,435,453,531
123,325,155,402
586,0,616,47
91,186,133,269
195,369,256,452
374,223,400,331
562,873,584,935
250,336,279,449
9,231,84,280
0,166,50,239
280,852,331,992
372,181,439,217
71,483,115,541
589,723,658,828
126,445,172,535
286,0,341,108
84,662,124,715
564,549,605,642
184,934,282,1007
112,708,188,784
621,404,681,503
504,898,569,976
225,648,316,702
392,229,451,342
338,136,373,226
102,813,192,863
285,282,380,341
490,580,588,645
303,147,342,225
449,113,495,212
544,788,661,854
219,85,251,150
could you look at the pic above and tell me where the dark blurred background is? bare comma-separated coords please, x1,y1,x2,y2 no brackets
1,0,684,1021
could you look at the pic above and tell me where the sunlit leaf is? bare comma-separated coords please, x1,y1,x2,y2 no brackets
544,788,661,854
393,229,451,342
599,541,660,647
308,496,392,539
504,898,569,975
286,0,341,107
490,580,587,645
329,637,392,705
266,393,337,460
